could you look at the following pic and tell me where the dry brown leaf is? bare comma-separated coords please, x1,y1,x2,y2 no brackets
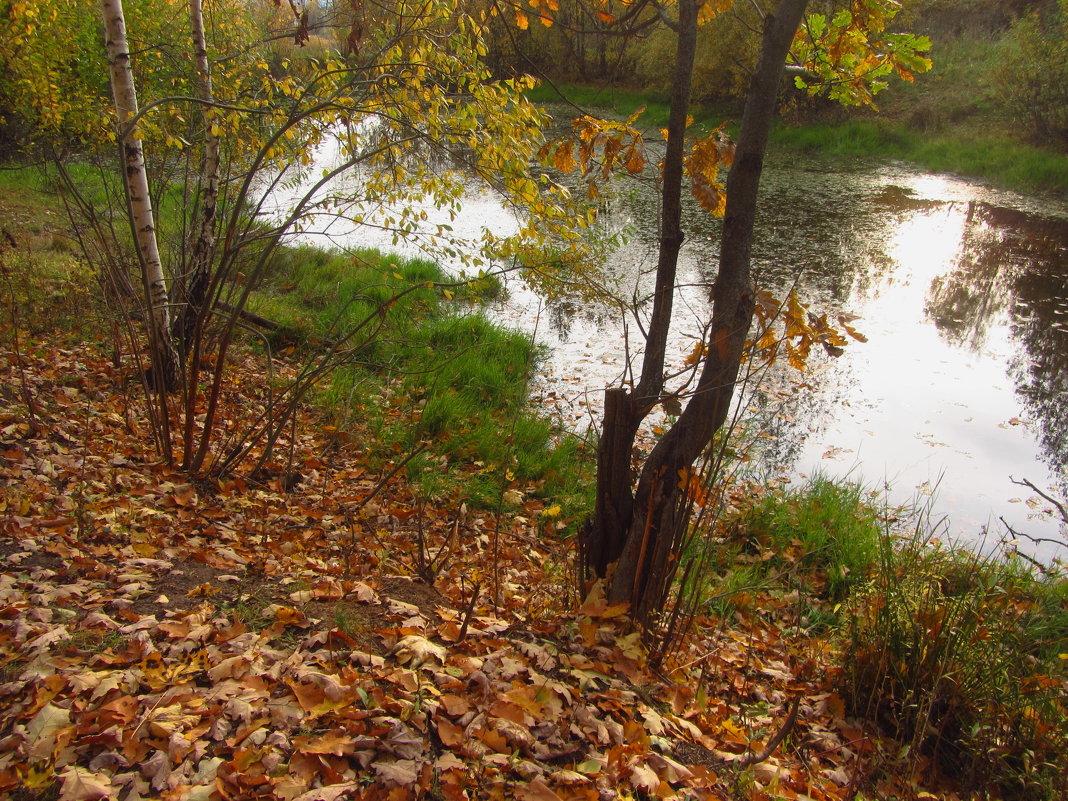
390,634,446,668
372,758,421,786
514,778,565,801
58,766,114,801
436,717,465,748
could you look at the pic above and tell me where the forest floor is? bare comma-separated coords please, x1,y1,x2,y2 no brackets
0,320,978,801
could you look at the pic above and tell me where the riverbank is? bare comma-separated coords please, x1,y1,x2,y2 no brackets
2,157,1067,799
527,73,1068,198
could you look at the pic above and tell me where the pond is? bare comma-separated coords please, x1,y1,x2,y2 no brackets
276,129,1068,563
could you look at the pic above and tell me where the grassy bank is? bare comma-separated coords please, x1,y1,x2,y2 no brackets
248,244,592,513
768,119,1068,196
704,475,1068,800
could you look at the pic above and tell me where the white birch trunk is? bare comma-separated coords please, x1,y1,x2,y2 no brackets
100,0,179,390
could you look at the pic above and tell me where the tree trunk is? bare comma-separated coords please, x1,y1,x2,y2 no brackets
592,0,813,620
100,0,180,393
174,0,221,356
585,0,698,580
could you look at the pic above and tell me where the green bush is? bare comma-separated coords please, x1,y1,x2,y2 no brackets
995,2,1068,149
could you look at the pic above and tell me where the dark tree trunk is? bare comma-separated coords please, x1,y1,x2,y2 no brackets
173,0,220,357
584,0,698,580
587,0,812,621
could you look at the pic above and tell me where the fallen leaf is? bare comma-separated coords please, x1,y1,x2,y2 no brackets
390,634,445,668
514,778,564,801
373,758,420,786
58,766,114,801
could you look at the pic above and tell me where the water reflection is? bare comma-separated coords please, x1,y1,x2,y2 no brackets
745,174,1068,560
287,133,1068,560
532,160,1068,560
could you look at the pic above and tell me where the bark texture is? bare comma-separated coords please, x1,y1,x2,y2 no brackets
100,0,180,392
173,0,221,356
586,0,699,579
588,0,813,622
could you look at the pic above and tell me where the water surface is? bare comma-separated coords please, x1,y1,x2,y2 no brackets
279,135,1068,562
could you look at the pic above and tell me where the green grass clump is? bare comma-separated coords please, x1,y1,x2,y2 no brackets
769,120,917,159
911,136,1068,195
738,475,881,599
250,241,592,518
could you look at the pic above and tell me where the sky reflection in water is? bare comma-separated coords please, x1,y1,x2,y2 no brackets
513,161,1068,561
282,139,1068,562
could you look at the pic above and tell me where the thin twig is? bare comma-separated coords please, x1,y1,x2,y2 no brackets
735,694,802,768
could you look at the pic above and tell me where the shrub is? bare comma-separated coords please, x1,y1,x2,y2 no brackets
995,2,1068,149
838,536,1068,799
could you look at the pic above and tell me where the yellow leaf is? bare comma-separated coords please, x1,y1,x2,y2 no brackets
625,147,645,175
515,10,529,29
553,142,576,173
840,318,868,342
682,340,705,367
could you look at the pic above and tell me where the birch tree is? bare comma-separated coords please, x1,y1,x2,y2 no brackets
100,0,181,397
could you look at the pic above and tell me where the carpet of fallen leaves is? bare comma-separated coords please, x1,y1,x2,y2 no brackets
0,336,968,801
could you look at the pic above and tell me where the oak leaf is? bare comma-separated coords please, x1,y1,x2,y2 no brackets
292,782,361,801
373,758,421,786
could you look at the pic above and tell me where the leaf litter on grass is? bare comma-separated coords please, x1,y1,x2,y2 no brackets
0,337,965,801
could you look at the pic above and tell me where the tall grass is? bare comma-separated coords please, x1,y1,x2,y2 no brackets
713,474,1068,798
735,475,882,600
838,526,1068,799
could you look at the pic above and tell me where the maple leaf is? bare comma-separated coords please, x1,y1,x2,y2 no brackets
26,702,70,762
58,767,114,801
